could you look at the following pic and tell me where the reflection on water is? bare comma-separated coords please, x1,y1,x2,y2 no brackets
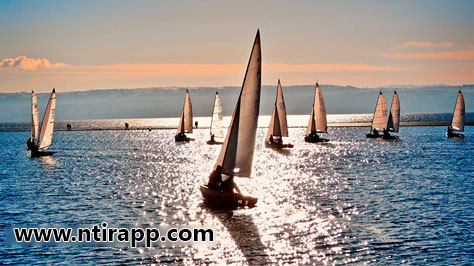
0,126,473,265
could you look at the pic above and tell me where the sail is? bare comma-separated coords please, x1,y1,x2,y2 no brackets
305,108,316,136
314,83,328,133
184,89,193,133
210,92,224,138
266,80,287,138
37,89,56,150
387,91,400,132
451,90,465,131
370,92,388,131
176,111,185,135
31,91,39,143
215,30,261,177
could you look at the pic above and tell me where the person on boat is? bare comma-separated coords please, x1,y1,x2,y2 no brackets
125,122,129,130
372,128,380,137
383,128,391,138
177,131,186,138
207,165,241,194
67,123,72,131
26,139,35,150
195,121,198,129
210,134,215,142
269,135,275,144
309,131,320,139
274,136,283,144
446,126,458,137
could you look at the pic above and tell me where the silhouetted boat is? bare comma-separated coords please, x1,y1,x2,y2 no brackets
383,91,400,140
305,83,329,143
265,80,293,148
200,30,261,208
207,92,224,145
447,90,465,138
175,89,194,142
366,92,388,138
27,89,56,157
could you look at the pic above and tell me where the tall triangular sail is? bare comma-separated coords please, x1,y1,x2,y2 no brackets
266,80,288,138
37,89,56,150
370,92,388,132
215,30,261,177
176,89,193,135
305,83,327,136
387,91,400,132
31,91,39,143
210,92,224,138
451,90,465,132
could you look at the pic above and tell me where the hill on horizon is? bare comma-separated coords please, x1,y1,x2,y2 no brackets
1,84,473,122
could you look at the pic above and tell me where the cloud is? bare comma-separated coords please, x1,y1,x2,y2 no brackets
400,41,453,48
380,50,474,60
0,56,70,70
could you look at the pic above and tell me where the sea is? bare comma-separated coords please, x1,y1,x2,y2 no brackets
0,113,473,265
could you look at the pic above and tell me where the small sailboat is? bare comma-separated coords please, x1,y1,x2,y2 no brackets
265,79,293,148
26,89,57,157
447,90,465,138
366,91,388,138
383,91,400,140
175,89,194,142
200,30,261,208
207,92,224,145
305,82,329,143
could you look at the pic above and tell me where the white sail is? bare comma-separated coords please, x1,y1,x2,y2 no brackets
176,89,193,135
266,79,288,138
31,91,39,143
451,90,465,131
371,92,388,131
210,92,224,138
314,83,328,133
37,89,56,150
215,30,261,177
387,91,400,132
305,108,316,136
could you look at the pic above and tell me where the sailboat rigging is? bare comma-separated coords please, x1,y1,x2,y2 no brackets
265,79,293,148
382,91,400,140
26,89,57,157
207,91,224,145
366,91,388,138
447,90,465,138
305,82,329,143
175,89,194,142
200,30,261,208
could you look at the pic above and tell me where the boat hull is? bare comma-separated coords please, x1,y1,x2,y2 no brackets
366,133,383,138
206,139,223,145
175,135,192,142
447,131,464,138
200,185,257,209
304,136,329,143
382,135,399,140
264,141,294,149
31,150,55,157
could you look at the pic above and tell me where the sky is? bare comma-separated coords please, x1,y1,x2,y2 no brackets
0,0,473,93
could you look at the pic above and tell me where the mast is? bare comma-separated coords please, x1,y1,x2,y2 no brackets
37,89,56,150
214,30,261,178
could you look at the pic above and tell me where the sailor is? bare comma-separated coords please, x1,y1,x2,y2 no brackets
372,128,380,137
309,131,319,139
269,135,275,144
207,165,241,194
383,128,390,138
26,139,35,150
210,134,215,142
125,122,129,130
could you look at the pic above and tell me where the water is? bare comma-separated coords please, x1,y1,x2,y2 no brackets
1,126,473,265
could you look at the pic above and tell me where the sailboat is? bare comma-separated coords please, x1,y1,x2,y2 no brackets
175,89,194,142
200,30,261,208
447,90,465,138
383,91,400,140
265,79,293,148
366,92,388,138
26,89,57,157
207,92,224,145
305,82,329,143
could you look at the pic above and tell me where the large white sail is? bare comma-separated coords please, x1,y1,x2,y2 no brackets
266,79,288,138
215,30,261,177
210,92,224,138
184,89,193,133
451,90,465,131
371,92,388,131
314,83,327,133
31,91,39,143
37,89,56,150
387,91,400,132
